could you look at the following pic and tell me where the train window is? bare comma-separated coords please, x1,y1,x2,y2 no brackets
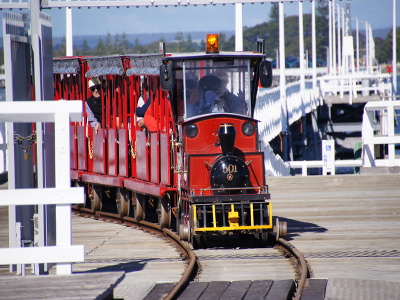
178,60,251,120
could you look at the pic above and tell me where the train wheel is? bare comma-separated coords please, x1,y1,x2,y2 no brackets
158,194,171,229
134,192,146,221
90,184,102,213
116,188,130,217
191,234,207,249
178,224,190,241
274,218,288,241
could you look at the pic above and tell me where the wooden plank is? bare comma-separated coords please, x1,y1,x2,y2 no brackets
265,280,295,300
220,280,252,300
0,271,125,300
177,282,209,300
301,279,327,300
198,281,230,300
143,282,176,300
243,280,273,300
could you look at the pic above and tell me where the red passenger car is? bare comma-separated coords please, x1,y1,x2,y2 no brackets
53,35,287,247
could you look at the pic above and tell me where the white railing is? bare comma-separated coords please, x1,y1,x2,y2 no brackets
288,159,362,176
262,142,290,177
362,100,400,168
0,100,84,275
256,80,318,143
319,72,392,104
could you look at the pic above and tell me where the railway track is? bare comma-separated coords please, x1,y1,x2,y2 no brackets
73,206,311,299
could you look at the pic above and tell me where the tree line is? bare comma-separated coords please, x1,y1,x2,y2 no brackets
0,2,399,66
51,2,400,65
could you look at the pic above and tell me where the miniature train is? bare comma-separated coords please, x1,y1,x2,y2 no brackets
54,34,287,247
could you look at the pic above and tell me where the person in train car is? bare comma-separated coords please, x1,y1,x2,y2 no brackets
86,77,103,132
136,98,151,128
211,69,246,114
136,79,151,129
184,71,202,117
196,74,224,114
86,102,101,133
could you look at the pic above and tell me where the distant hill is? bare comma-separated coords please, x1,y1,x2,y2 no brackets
0,27,394,50
52,31,235,50
373,27,392,39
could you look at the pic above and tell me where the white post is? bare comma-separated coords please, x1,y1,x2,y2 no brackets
392,0,397,95
66,8,73,56
298,1,305,114
387,103,395,165
279,4,287,126
355,18,359,72
365,21,370,73
332,0,336,75
311,0,317,102
279,1,288,161
328,1,333,74
336,5,341,75
55,107,72,275
362,108,375,167
235,4,243,52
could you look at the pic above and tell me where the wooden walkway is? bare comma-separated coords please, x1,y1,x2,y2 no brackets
268,173,400,299
1,173,400,299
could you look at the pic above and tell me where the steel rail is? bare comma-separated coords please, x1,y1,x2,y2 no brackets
277,237,310,300
74,208,198,300
75,207,307,299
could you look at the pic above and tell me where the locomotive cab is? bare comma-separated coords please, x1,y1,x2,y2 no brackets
57,35,285,249
160,38,283,247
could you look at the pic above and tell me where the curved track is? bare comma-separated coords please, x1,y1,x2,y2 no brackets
73,206,310,299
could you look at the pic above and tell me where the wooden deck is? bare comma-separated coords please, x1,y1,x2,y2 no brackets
1,173,400,299
0,272,125,300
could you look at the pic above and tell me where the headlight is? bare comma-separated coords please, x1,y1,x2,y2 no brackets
242,121,255,136
185,124,198,138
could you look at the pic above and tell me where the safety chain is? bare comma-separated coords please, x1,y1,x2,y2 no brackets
14,133,36,159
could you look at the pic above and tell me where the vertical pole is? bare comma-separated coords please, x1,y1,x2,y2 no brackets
279,1,288,161
235,4,243,52
328,1,332,74
356,18,359,72
365,22,369,73
66,8,73,56
392,0,397,95
311,0,317,103
31,3,45,275
332,0,336,75
387,103,395,165
299,1,305,113
336,5,341,75
55,106,72,275
341,8,345,74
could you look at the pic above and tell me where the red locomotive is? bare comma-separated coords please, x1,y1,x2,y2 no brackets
53,34,287,247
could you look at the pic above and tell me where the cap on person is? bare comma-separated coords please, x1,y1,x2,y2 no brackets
88,77,101,89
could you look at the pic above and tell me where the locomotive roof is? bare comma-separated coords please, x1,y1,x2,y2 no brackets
53,51,266,76
163,51,266,61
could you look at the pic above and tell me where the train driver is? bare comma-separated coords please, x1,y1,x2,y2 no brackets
87,78,103,133
212,70,246,114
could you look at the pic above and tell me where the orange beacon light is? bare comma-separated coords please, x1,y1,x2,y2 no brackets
206,34,219,54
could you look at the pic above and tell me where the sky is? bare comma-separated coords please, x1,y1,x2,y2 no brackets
0,0,399,38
